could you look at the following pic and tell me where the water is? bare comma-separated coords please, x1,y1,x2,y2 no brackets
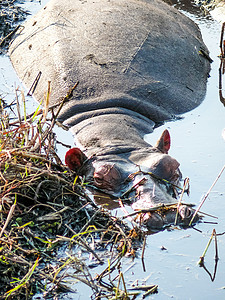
1,1,225,299
143,4,225,300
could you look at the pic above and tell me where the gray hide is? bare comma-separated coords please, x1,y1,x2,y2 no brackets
9,0,210,154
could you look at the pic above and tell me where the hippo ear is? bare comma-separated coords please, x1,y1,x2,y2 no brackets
155,129,171,154
65,148,87,171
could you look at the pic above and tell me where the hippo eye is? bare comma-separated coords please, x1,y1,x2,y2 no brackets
94,176,103,186
93,172,104,187
93,164,122,192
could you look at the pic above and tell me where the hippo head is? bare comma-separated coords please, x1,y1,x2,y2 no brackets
65,130,198,231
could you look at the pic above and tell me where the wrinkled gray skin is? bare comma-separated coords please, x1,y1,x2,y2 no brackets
9,0,210,230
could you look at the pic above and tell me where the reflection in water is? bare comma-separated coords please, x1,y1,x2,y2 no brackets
201,259,219,281
93,189,121,210
199,229,219,281
219,22,225,105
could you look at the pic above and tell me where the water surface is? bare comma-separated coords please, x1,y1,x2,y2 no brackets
1,1,225,299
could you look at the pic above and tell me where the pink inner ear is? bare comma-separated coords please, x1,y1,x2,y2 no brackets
65,147,85,171
163,129,171,153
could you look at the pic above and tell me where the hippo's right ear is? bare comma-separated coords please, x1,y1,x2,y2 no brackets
65,148,87,171
154,129,171,154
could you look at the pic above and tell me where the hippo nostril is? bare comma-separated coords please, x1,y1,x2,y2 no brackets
179,205,192,220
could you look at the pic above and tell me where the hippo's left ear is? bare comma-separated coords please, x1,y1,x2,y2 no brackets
65,148,87,171
154,129,171,154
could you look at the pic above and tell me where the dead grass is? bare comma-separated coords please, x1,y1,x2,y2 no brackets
0,87,149,299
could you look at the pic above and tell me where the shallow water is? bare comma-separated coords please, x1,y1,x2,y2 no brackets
1,1,225,299
143,5,225,300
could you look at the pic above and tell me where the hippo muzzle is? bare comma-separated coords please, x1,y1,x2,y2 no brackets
130,172,198,230
142,205,199,230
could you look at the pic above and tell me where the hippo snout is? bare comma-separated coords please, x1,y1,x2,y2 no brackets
143,205,199,230
143,212,164,229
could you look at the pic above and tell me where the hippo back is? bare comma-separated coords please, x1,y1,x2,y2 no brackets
9,0,210,129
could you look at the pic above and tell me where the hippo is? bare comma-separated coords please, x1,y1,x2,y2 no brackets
9,0,210,230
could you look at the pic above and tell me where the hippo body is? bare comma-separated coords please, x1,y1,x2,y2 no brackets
9,0,210,229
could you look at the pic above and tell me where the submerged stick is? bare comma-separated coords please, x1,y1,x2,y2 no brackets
214,229,219,263
198,229,219,281
141,235,147,272
189,164,225,226
129,285,157,291
143,285,158,298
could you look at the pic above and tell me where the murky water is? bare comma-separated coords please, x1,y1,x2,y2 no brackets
1,1,225,299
